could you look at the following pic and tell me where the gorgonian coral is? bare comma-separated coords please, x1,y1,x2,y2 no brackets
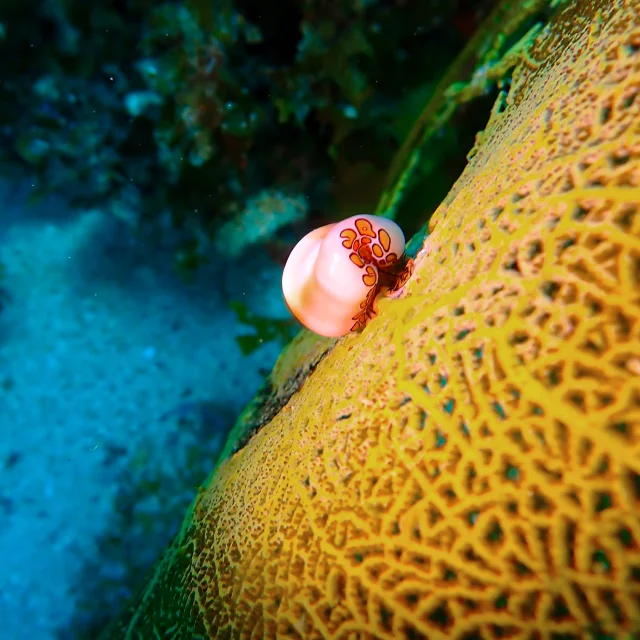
101,0,640,637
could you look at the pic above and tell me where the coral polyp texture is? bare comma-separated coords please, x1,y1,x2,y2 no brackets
103,0,640,638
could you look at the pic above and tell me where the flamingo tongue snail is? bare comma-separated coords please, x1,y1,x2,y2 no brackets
281,214,415,338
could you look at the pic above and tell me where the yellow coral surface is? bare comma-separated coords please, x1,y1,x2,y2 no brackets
106,0,640,637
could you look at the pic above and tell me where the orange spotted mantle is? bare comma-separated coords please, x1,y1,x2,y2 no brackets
339,217,415,332
102,0,640,638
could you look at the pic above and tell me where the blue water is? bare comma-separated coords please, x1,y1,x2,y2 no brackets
0,180,289,638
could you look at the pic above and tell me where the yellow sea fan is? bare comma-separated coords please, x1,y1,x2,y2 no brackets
103,0,640,638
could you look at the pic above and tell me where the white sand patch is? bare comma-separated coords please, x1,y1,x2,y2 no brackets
0,181,291,638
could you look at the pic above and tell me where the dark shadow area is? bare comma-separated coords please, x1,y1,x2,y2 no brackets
395,87,501,240
0,174,83,233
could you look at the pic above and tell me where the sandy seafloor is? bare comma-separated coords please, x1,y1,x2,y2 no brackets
0,179,291,639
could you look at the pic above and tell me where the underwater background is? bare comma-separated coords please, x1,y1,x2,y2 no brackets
0,1,496,637
4,0,638,638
